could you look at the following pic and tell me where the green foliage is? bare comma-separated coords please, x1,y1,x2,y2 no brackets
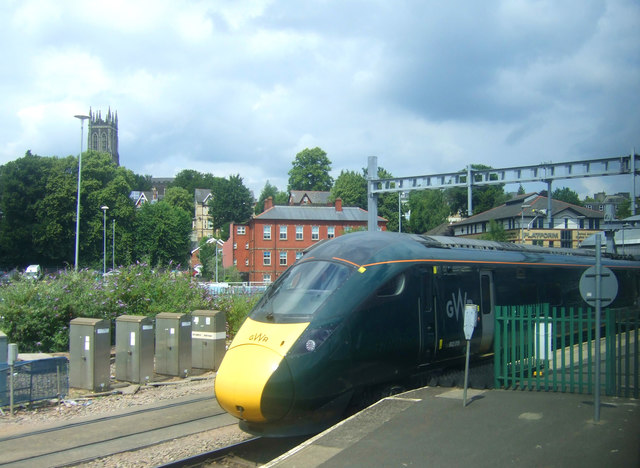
372,167,405,232
480,219,508,241
216,293,261,337
133,174,153,191
330,170,367,209
134,201,192,267
170,169,216,195
0,150,138,270
164,186,193,214
445,164,509,216
0,265,265,352
197,237,218,281
288,147,333,191
209,175,253,230
407,190,450,233
0,151,55,267
552,187,582,206
616,198,631,219
255,181,288,214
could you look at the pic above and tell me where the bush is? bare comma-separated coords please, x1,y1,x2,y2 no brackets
216,293,261,339
0,264,264,353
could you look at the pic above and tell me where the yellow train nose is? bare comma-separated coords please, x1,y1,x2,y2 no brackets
215,344,292,422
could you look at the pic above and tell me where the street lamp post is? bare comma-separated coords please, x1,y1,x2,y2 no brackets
101,206,109,275
73,114,90,271
112,219,115,271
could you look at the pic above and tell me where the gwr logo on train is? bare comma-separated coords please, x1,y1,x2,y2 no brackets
249,332,269,343
446,289,474,321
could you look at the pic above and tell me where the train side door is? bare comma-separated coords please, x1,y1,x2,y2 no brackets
419,267,436,364
478,270,495,353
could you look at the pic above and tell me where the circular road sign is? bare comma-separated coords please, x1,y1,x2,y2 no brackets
579,266,618,307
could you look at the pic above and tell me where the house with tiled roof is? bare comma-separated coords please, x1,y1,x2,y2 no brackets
223,197,387,283
288,190,331,206
192,188,214,242
451,193,604,248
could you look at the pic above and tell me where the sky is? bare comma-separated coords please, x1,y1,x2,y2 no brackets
1,0,638,199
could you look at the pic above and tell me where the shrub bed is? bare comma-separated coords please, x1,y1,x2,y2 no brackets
0,264,260,353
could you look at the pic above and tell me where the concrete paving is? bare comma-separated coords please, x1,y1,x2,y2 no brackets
266,387,640,468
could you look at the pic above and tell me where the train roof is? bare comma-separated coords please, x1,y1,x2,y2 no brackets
302,231,640,268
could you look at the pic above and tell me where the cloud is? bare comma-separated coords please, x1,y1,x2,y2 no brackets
0,0,637,199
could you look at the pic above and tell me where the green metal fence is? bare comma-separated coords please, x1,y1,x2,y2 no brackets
494,304,639,398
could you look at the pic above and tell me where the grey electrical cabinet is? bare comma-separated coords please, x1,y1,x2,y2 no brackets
69,318,111,391
115,315,154,384
191,310,226,371
155,312,191,377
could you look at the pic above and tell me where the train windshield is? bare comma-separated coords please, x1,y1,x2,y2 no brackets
251,261,352,321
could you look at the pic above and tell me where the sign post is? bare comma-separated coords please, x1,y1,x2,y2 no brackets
579,235,618,423
463,304,478,407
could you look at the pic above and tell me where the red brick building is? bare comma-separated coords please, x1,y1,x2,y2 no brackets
223,197,387,283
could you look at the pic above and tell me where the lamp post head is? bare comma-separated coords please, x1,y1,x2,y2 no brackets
74,114,90,121
101,205,109,211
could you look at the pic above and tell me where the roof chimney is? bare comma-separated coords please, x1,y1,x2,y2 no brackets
264,196,274,211
335,198,342,212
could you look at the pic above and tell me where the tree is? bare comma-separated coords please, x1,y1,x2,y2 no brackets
0,151,55,267
616,198,632,219
255,181,288,215
134,201,192,267
132,173,153,191
330,170,367,209
406,190,450,234
170,169,216,197
552,187,582,206
445,164,509,216
75,151,137,269
287,147,333,191
209,175,254,232
480,219,508,241
164,187,193,214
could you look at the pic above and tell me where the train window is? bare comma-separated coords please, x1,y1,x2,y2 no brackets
251,260,353,319
377,273,405,297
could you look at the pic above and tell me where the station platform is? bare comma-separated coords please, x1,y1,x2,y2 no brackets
266,386,639,467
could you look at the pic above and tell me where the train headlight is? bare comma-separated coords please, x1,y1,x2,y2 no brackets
291,323,338,355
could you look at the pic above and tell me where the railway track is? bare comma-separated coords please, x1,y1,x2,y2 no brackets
0,394,238,467
160,436,310,467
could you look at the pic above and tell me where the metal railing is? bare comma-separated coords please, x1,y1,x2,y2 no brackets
0,357,69,409
494,304,638,398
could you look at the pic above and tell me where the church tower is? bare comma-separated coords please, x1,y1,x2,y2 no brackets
87,107,119,166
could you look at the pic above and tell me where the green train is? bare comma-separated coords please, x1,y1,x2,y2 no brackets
214,231,640,436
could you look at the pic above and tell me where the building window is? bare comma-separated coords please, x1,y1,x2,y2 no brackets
236,226,246,235
233,259,237,266
296,225,303,240
245,242,249,249
296,252,303,260
245,258,249,266
233,243,237,250
263,225,271,240
263,251,271,265
312,226,319,240
279,251,287,266
263,274,271,283
280,225,287,240
327,226,335,239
